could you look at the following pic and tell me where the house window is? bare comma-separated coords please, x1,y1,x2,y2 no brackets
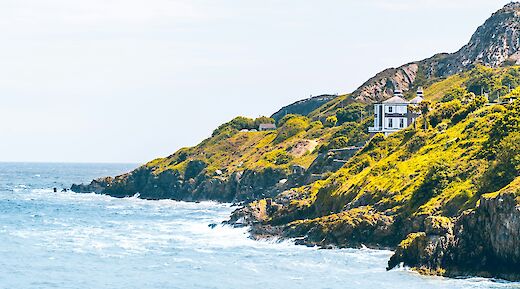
389,119,393,128
400,118,404,128
389,106,393,113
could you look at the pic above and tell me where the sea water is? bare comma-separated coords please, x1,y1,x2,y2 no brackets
0,162,518,289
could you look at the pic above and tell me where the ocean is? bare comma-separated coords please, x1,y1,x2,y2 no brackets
0,162,518,289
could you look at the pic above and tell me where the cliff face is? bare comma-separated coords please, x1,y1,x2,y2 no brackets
388,190,520,280
72,164,294,202
353,3,520,103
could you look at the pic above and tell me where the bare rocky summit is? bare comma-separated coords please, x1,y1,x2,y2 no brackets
354,2,520,103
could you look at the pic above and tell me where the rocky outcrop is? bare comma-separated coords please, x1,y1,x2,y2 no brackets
353,63,420,103
282,207,396,249
387,192,520,281
353,3,520,103
71,161,309,203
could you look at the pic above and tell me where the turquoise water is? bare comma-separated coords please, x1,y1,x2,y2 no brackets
0,162,518,289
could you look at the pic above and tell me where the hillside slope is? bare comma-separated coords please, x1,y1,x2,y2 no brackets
231,67,520,280
72,114,370,202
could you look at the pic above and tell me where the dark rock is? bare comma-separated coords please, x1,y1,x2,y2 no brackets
387,192,520,281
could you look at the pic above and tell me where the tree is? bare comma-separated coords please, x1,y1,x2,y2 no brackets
254,116,275,127
408,104,420,130
418,101,431,130
336,103,365,125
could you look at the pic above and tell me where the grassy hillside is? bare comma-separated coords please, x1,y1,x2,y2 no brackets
239,66,520,250
83,111,371,202
143,113,369,179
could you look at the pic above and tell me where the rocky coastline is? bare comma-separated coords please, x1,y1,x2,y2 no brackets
71,2,520,282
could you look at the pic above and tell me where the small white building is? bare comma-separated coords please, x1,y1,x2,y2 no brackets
368,87,424,136
259,123,277,131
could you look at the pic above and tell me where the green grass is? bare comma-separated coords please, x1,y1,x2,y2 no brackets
261,67,520,243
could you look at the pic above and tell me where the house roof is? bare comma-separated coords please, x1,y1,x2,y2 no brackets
409,96,424,104
259,123,276,129
383,95,408,104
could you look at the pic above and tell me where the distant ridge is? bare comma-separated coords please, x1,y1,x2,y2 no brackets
270,94,336,122
352,2,520,103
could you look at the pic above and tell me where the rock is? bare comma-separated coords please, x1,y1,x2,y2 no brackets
387,192,520,281
424,216,453,235
353,3,520,103
71,176,113,194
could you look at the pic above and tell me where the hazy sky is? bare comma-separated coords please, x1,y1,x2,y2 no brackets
0,0,512,163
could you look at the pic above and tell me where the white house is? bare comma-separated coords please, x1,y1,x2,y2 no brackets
259,123,277,131
368,87,424,136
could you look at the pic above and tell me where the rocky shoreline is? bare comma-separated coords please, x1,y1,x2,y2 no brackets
225,190,520,281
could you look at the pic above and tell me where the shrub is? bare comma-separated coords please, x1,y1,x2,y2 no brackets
480,132,520,193
327,136,349,150
429,99,462,127
332,122,369,146
336,103,365,125
411,161,453,207
325,116,338,127
406,131,428,153
274,115,310,143
364,133,385,151
212,116,255,136
441,87,467,102
264,149,293,165
254,116,275,127
451,95,487,124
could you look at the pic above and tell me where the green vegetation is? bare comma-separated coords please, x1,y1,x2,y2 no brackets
143,110,368,184
139,66,519,251
255,67,520,247
336,103,366,125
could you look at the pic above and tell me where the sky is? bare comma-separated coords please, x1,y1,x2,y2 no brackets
0,0,513,163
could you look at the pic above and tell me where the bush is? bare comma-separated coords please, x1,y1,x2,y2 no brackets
429,100,462,127
264,149,293,165
441,87,467,102
212,116,255,136
254,116,275,127
406,131,428,153
364,133,385,151
480,132,520,192
325,116,338,127
411,161,453,207
274,115,310,143
451,95,487,124
327,136,349,150
336,103,365,125
332,122,369,146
